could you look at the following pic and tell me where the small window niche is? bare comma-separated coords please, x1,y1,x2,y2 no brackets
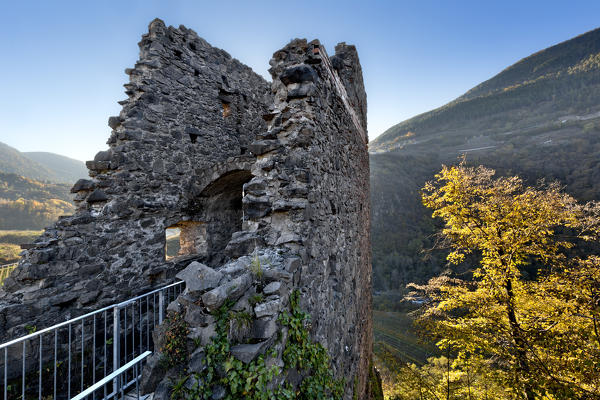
165,221,207,261
222,102,232,118
218,88,233,118
189,133,199,143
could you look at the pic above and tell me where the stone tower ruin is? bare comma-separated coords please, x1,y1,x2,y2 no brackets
0,19,374,399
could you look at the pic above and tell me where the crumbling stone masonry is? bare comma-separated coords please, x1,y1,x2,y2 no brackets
0,19,374,399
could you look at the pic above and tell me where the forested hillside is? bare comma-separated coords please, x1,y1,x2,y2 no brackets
0,172,74,230
370,27,600,295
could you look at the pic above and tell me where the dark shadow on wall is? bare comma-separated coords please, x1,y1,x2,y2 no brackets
166,169,253,266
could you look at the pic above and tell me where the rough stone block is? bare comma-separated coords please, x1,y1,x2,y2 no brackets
176,261,223,295
280,64,317,85
71,179,95,193
252,318,278,339
263,281,281,295
201,273,252,312
188,325,217,346
189,348,206,373
140,352,166,394
254,298,281,318
230,341,269,364
86,189,109,203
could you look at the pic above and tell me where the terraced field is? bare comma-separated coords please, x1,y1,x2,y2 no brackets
373,310,439,398
373,310,437,365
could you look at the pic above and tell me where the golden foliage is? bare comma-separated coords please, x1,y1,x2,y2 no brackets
410,160,600,399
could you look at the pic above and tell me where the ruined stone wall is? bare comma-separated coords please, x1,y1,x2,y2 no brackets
247,39,372,397
143,38,373,399
0,19,271,339
0,19,374,399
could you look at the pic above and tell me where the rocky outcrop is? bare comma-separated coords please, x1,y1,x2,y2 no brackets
0,19,374,399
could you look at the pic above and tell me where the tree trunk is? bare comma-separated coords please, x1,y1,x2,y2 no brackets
506,278,535,400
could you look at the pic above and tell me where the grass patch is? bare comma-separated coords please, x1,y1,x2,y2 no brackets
0,230,42,245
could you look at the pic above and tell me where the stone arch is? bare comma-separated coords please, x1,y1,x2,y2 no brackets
166,158,254,266
192,156,255,195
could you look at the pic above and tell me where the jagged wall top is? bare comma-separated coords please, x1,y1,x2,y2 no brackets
269,38,368,142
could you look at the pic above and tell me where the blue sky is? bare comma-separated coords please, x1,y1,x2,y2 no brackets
1,0,599,161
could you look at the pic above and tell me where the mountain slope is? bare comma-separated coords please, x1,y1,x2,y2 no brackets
369,27,600,294
0,142,86,184
370,27,600,154
461,27,600,101
0,172,74,230
23,152,88,184
0,142,56,182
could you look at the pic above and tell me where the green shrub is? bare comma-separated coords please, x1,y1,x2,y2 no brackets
160,312,190,368
173,291,344,400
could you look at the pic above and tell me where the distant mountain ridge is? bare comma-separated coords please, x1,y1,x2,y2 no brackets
23,151,88,184
0,141,87,184
371,27,600,153
369,27,600,294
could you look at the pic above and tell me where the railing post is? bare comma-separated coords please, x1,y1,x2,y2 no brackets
158,290,164,325
113,306,120,395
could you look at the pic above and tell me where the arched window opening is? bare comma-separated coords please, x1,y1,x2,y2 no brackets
165,169,252,265
197,170,252,265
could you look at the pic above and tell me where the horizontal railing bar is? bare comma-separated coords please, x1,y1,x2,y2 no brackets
115,281,183,309
70,351,151,400
0,281,183,349
104,373,143,400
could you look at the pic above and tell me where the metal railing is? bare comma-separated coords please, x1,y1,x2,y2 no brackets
0,264,17,286
0,280,184,400
71,351,151,400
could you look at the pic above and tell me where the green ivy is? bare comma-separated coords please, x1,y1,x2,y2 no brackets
172,291,343,400
278,290,344,400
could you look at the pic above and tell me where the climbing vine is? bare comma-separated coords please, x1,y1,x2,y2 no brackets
171,290,343,400
278,290,344,400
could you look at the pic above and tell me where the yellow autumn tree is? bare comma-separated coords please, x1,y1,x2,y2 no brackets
415,161,600,399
